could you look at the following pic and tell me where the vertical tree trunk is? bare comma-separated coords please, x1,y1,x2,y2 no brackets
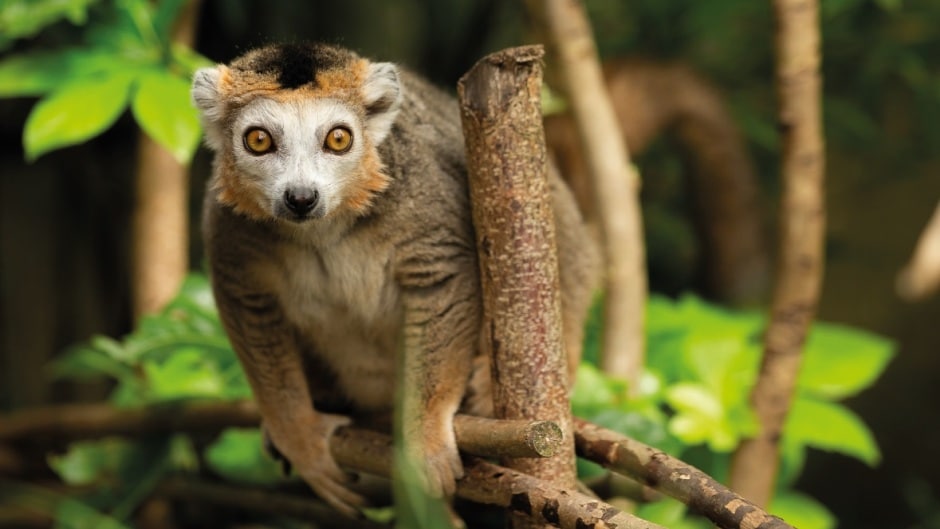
131,0,200,321
729,0,826,507
458,45,575,528
525,0,647,387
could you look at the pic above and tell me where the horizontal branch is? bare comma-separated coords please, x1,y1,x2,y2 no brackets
573,418,793,529
0,401,559,460
459,458,665,529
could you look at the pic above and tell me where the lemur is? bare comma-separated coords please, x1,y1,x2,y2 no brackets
192,42,599,516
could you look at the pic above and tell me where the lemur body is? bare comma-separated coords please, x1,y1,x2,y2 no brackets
193,43,598,515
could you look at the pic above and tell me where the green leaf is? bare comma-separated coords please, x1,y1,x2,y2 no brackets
800,322,895,399
769,491,836,529
23,73,134,161
785,396,881,465
48,345,135,382
141,347,225,400
0,0,98,41
0,49,123,98
131,69,201,164
0,479,132,529
48,440,125,485
204,429,283,485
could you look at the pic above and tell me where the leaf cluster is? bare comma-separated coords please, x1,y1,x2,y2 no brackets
573,294,894,529
0,0,210,163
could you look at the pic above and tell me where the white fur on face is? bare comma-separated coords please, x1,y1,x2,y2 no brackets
229,97,367,221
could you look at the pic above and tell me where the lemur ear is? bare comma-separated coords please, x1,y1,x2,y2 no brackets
362,62,402,146
191,66,227,150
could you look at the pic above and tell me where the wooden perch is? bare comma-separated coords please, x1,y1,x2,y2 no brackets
458,43,577,529
455,416,563,458
729,0,827,507
573,419,794,529
0,401,560,461
0,400,797,529
526,0,647,386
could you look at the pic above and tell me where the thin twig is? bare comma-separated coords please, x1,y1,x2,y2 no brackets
573,418,795,529
728,0,827,507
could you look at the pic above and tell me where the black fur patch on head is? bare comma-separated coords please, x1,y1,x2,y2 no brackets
236,42,352,89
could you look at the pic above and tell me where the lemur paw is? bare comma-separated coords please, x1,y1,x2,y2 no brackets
262,414,366,518
409,420,464,498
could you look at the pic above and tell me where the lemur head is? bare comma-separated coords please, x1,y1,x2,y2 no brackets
192,43,402,222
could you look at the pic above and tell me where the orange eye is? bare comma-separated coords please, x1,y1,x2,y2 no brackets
324,126,352,153
244,128,274,154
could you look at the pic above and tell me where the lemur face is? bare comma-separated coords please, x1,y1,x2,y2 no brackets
192,43,402,222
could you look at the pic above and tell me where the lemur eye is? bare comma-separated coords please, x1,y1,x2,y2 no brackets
243,128,274,154
324,126,353,153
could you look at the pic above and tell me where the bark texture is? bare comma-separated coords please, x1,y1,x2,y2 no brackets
459,458,666,529
131,0,200,320
455,416,563,458
544,59,769,305
574,419,795,529
729,0,826,507
457,45,575,528
526,0,647,384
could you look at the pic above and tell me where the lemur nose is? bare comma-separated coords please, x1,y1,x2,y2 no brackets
284,186,319,215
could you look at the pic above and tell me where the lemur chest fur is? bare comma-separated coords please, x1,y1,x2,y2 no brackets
275,229,403,410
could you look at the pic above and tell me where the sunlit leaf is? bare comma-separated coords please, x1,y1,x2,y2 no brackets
0,0,98,41
785,396,881,466
205,429,283,485
48,345,135,382
800,322,895,399
0,48,122,97
131,69,201,163
48,440,126,485
23,73,134,161
141,348,225,400
769,491,836,529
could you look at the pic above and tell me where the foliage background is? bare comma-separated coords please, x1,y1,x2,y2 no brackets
0,1,939,528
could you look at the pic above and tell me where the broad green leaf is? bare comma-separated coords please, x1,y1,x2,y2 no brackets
204,429,282,485
48,345,135,381
131,70,201,163
0,49,121,97
110,437,171,520
0,0,97,41
636,498,688,527
571,363,624,416
785,396,881,466
54,499,131,529
48,440,126,485
141,347,225,400
170,43,213,75
24,73,134,161
800,322,895,399
769,491,836,529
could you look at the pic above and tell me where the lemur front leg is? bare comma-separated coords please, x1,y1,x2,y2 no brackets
215,286,365,516
398,255,479,497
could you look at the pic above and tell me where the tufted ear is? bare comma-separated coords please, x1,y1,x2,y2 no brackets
361,62,402,146
191,65,228,150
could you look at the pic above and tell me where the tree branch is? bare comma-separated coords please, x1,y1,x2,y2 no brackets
525,0,647,386
458,45,576,529
0,402,560,460
729,0,827,507
573,418,794,529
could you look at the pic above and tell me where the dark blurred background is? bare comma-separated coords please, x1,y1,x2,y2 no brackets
2,1,939,527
